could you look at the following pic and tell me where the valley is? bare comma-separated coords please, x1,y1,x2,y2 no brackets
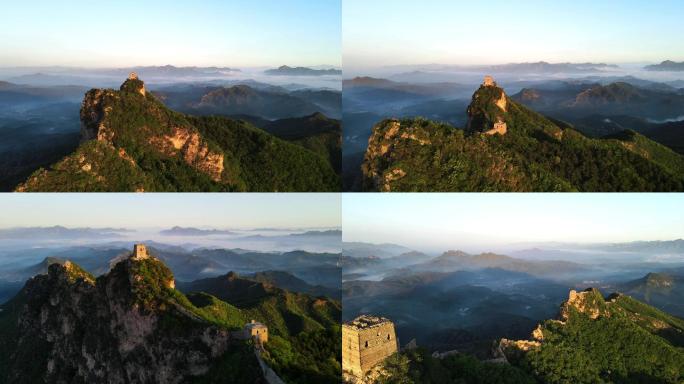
340,235,684,383
0,66,342,192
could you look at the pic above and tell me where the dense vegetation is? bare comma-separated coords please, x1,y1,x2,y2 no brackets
0,256,341,383
180,272,342,384
192,116,340,191
511,290,684,383
369,290,684,384
375,349,535,384
262,112,342,174
17,78,340,191
362,86,684,191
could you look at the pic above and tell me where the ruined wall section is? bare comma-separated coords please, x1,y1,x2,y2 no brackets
342,318,398,377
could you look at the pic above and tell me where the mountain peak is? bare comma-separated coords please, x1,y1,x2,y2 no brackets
560,288,607,320
466,76,508,135
120,72,146,97
48,259,96,285
643,272,675,288
131,243,150,260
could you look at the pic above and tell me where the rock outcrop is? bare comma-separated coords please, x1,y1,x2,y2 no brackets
362,119,433,191
559,288,609,320
466,76,509,135
498,288,612,359
4,246,234,383
79,76,225,182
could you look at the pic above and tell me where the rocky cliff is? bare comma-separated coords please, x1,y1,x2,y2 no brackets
0,249,262,383
466,76,509,135
79,76,224,182
497,288,684,382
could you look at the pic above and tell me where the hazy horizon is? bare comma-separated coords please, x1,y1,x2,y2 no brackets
343,194,684,252
0,194,341,229
1,0,341,68
344,0,684,70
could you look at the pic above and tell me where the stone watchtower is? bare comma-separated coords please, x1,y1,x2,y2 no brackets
342,315,398,377
244,320,268,344
132,243,149,260
126,72,146,97
483,75,496,87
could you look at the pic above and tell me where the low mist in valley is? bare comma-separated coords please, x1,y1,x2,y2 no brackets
0,225,342,305
342,62,684,190
342,238,684,355
342,194,684,356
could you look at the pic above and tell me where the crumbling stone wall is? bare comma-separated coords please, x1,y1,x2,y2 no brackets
342,317,398,377
133,244,148,259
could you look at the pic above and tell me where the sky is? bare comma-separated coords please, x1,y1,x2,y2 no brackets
0,193,340,229
0,0,341,68
343,193,684,250
344,0,684,69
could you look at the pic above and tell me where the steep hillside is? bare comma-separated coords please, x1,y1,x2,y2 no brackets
263,112,341,174
0,246,342,383
0,249,262,383
362,77,684,191
418,250,585,276
621,272,684,317
499,288,684,383
15,74,339,192
193,84,323,119
178,271,342,383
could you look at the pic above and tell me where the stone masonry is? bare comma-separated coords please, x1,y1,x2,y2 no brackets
342,315,398,377
132,244,149,260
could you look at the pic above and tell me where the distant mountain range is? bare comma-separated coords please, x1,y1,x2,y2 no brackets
0,226,131,239
342,241,413,258
644,60,684,71
154,82,341,120
265,65,341,76
415,250,585,276
480,61,618,73
159,226,235,236
510,81,684,120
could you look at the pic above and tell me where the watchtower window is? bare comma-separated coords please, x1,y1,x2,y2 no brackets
365,341,368,348
387,334,391,340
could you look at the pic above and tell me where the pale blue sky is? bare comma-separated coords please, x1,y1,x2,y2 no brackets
343,194,684,249
344,0,684,69
0,194,340,229
0,0,341,67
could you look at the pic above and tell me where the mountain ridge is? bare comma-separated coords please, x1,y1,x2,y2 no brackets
14,75,339,192
361,76,684,191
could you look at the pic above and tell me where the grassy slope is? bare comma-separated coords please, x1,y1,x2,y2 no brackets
518,291,684,384
364,95,684,191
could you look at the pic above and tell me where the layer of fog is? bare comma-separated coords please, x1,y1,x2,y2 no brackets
0,67,342,91
0,227,341,266
345,63,684,87
342,239,684,285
